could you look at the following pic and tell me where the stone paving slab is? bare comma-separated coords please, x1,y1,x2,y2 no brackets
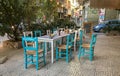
0,34,120,76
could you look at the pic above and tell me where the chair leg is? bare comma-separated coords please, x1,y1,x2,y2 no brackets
36,54,39,70
56,47,59,61
43,51,46,65
81,48,85,56
31,55,33,63
43,43,46,65
92,50,94,57
89,50,93,61
24,54,27,69
66,49,69,63
78,46,82,60
70,48,72,60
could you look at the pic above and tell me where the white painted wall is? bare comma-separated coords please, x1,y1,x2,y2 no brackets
0,34,8,47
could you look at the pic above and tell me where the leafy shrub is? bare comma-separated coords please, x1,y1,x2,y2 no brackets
26,18,77,35
103,25,120,33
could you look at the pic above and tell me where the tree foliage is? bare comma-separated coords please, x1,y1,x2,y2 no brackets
0,0,39,41
37,0,58,22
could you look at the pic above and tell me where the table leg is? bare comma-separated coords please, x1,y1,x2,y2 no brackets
74,41,76,51
45,42,47,55
51,41,54,63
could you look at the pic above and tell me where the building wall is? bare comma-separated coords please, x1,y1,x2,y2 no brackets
83,0,119,25
105,9,118,20
84,8,118,25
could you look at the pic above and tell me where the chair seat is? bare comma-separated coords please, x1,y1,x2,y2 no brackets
26,49,43,55
82,44,94,49
27,42,34,46
58,44,72,50
78,34,97,61
76,37,80,41
27,42,42,46
38,41,42,44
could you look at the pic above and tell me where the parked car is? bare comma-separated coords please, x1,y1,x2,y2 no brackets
93,20,120,32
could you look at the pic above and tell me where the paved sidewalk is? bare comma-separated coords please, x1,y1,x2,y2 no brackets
0,34,120,76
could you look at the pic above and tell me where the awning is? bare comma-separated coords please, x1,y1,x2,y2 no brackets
90,0,120,9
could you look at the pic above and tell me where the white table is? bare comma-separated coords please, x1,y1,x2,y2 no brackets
38,34,68,63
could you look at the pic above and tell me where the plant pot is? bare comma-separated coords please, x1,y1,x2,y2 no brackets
3,40,22,49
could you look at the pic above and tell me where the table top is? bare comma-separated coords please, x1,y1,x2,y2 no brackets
38,34,69,41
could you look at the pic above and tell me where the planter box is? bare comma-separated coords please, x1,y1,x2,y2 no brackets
106,31,120,36
3,40,22,49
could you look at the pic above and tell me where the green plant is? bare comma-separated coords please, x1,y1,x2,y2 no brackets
0,0,39,41
103,25,111,33
103,25,120,33
37,0,58,23
52,19,76,28
27,18,77,35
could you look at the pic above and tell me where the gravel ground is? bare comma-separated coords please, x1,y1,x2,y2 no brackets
0,34,120,76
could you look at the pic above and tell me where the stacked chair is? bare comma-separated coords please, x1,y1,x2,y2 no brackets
22,36,46,70
78,34,97,61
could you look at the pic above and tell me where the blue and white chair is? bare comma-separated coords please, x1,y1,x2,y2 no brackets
23,31,34,46
23,31,33,37
22,37,46,70
74,30,84,51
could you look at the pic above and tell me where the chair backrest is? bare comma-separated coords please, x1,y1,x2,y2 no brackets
23,31,33,37
83,22,93,37
52,28,57,33
66,32,75,47
79,30,83,45
77,28,82,36
22,37,38,51
46,30,51,35
34,30,41,37
90,34,97,47
66,34,71,48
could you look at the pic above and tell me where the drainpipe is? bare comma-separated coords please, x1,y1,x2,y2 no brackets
84,2,89,22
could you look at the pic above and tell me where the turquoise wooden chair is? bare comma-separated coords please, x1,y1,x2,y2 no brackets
34,30,42,37
34,30,43,49
52,28,57,33
22,37,46,70
56,33,75,63
78,34,97,61
76,30,84,45
79,30,84,45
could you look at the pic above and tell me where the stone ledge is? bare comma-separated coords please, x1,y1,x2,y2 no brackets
3,40,22,49
106,31,120,36
0,56,8,64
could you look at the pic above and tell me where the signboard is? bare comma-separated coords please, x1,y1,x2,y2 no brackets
99,9,105,23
